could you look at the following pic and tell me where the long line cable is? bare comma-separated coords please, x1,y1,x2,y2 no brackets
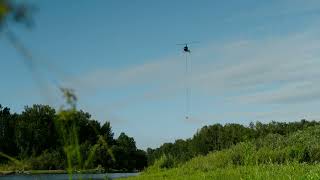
185,52,190,119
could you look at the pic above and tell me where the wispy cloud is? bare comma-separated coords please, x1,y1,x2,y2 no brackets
67,24,320,120
197,32,319,104
224,0,320,24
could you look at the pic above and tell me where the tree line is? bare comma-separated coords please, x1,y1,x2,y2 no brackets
147,119,320,167
0,104,147,171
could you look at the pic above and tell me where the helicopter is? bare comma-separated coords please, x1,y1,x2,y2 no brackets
183,44,191,53
176,41,199,53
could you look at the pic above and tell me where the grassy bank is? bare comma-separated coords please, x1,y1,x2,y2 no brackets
0,171,14,176
121,126,320,179
0,169,67,176
0,169,137,176
0,169,93,176
121,164,320,180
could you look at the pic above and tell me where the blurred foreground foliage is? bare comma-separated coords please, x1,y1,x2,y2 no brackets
0,0,34,27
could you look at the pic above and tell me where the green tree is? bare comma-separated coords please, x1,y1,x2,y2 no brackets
0,105,18,160
101,121,114,145
112,133,139,171
15,105,57,156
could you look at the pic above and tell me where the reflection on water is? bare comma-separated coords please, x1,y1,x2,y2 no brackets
0,173,139,180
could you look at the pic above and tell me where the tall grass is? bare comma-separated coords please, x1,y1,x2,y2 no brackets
122,163,320,180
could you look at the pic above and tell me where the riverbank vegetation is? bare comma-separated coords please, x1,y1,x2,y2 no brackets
146,119,320,166
2,102,320,179
0,104,147,173
122,120,320,179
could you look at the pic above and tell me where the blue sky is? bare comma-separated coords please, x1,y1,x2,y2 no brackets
1,0,320,149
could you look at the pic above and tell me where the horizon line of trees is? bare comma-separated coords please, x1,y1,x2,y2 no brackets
0,104,147,171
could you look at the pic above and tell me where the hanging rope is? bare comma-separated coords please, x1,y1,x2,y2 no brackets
185,52,191,119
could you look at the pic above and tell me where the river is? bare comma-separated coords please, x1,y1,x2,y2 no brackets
0,173,139,180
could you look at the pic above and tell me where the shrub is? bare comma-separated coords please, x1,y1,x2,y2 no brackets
29,150,65,170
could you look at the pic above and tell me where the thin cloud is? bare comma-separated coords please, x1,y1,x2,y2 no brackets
66,25,320,114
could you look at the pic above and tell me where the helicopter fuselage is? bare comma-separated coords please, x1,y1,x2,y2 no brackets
184,45,190,53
